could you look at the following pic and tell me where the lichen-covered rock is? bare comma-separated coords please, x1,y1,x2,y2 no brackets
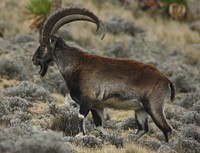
0,130,74,153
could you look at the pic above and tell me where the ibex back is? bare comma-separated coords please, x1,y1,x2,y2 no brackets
32,7,175,142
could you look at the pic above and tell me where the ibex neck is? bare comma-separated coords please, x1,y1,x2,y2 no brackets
53,44,83,79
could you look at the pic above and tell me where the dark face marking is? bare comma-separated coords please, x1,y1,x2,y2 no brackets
32,45,53,77
32,46,44,65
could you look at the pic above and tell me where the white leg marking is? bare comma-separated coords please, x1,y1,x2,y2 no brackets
78,114,84,119
83,118,86,134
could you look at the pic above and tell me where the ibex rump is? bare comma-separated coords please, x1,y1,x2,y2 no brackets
32,7,175,142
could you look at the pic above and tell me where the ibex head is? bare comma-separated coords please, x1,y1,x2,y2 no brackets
32,7,106,77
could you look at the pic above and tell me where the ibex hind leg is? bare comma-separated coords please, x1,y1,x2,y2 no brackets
141,97,172,142
91,108,107,135
150,109,172,142
134,108,148,140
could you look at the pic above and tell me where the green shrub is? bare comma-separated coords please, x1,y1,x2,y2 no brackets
25,0,52,16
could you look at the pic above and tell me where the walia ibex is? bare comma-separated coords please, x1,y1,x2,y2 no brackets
32,7,175,142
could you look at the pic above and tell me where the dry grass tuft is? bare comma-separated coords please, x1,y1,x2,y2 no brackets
133,14,200,62
73,143,156,153
51,93,65,104
125,143,156,153
136,16,200,50
108,109,135,122
73,145,124,153
0,79,19,89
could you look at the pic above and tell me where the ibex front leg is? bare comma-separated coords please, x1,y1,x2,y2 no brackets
77,98,91,137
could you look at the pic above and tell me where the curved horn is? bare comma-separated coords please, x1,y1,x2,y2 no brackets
50,15,97,35
41,7,106,44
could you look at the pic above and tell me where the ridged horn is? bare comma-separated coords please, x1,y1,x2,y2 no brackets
40,7,106,45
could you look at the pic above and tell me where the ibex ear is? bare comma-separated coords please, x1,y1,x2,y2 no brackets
49,36,57,49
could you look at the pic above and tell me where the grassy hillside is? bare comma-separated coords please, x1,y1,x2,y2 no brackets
0,0,200,153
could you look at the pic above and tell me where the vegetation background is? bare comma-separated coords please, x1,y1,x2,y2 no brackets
0,0,200,153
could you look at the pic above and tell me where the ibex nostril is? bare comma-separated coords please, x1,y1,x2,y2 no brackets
33,7,175,142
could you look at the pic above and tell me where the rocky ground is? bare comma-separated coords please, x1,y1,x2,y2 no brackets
0,0,200,153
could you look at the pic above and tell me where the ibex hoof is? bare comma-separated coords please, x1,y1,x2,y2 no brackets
134,130,147,141
168,129,179,141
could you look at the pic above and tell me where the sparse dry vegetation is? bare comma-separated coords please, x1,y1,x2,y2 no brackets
0,0,200,153
74,143,156,153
